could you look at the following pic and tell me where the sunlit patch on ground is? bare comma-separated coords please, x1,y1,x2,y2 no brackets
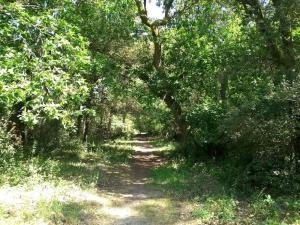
0,138,196,225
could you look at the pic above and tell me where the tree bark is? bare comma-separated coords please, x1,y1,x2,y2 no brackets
163,93,188,142
82,116,89,143
81,88,93,143
77,115,82,138
8,102,26,145
294,124,300,173
108,110,113,136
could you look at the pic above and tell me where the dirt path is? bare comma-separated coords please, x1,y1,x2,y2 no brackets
0,138,197,225
95,138,195,225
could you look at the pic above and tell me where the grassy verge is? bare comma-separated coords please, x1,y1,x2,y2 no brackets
149,141,300,225
0,139,134,225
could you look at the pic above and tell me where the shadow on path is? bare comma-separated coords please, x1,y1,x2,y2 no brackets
98,138,165,200
95,137,194,225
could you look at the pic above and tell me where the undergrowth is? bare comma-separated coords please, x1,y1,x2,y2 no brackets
0,138,135,225
0,139,134,187
149,141,300,225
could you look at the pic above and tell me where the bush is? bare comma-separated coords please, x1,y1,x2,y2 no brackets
192,196,238,223
186,101,226,158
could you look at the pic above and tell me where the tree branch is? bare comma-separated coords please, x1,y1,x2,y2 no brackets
134,0,152,27
135,0,198,28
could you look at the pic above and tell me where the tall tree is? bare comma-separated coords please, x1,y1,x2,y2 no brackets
134,0,196,143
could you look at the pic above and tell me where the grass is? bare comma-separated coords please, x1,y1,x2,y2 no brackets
0,198,91,225
0,138,135,225
191,196,237,222
0,139,134,187
1,138,299,224
148,141,300,225
0,137,196,225
148,139,178,152
37,200,87,224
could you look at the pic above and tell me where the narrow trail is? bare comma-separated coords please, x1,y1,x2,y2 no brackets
99,138,165,199
95,137,195,225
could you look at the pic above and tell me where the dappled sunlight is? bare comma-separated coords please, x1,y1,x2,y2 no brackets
133,145,155,153
89,191,193,225
0,138,194,224
102,205,134,219
92,137,194,224
114,138,177,154
2,0,299,223
0,184,107,209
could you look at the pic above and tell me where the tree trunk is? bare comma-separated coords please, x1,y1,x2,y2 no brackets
272,0,297,82
294,127,300,173
8,102,25,145
122,112,127,124
81,88,94,143
82,116,89,143
108,110,113,136
239,0,297,81
77,115,82,138
163,93,187,142
134,0,192,146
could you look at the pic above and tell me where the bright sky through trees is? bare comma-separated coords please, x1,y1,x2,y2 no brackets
146,0,164,19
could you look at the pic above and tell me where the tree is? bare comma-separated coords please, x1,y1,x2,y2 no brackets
236,0,300,170
0,2,90,147
133,0,197,144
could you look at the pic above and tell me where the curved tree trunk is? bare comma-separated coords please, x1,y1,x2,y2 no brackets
134,0,190,143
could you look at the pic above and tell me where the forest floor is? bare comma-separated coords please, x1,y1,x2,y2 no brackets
0,137,299,225
95,137,196,225
0,137,197,225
